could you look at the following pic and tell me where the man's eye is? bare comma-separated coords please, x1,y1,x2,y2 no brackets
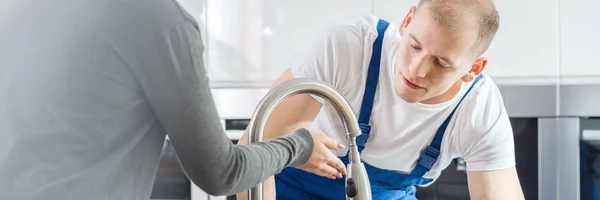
436,60,450,68
435,59,444,67
410,44,421,50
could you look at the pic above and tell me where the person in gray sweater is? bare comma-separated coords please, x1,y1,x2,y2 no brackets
0,0,346,199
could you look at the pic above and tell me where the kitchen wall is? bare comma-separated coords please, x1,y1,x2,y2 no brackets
176,0,600,88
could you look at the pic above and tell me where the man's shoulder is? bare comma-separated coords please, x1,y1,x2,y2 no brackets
313,13,401,56
303,14,383,73
452,75,516,169
461,73,505,110
456,74,509,132
338,13,381,28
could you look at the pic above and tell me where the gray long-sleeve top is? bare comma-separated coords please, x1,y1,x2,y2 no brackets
0,0,313,199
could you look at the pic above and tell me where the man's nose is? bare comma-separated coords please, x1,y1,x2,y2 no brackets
408,55,430,78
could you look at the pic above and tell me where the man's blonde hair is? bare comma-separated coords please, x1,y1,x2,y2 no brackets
417,0,500,57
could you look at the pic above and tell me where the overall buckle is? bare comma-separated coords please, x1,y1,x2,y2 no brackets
416,146,440,169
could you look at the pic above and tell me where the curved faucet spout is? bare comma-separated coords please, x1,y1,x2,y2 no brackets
246,78,372,200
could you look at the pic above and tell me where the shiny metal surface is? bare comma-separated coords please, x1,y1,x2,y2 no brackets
557,118,580,200
245,78,371,200
497,85,558,117
560,85,600,117
538,118,559,200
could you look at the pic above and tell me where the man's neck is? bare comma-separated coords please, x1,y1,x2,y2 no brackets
419,80,463,104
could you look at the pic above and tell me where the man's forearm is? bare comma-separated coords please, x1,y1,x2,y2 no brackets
467,167,524,200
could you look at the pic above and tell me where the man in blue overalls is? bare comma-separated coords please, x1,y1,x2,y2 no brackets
237,0,525,199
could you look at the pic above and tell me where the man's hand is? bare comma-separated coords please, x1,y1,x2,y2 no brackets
296,126,347,179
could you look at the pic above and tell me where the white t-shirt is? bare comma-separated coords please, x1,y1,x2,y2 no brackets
290,14,516,184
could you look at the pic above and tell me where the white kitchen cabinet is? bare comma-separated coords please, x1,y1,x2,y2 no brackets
559,0,600,84
204,0,372,86
485,0,559,84
374,0,560,85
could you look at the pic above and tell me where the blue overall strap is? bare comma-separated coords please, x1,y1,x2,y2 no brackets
355,19,390,153
410,74,484,178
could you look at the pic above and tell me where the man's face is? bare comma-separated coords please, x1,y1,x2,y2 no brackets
395,5,487,103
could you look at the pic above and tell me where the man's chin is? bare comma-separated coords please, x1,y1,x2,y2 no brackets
395,90,422,103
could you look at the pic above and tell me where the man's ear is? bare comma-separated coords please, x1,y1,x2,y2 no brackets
400,6,417,37
461,57,488,82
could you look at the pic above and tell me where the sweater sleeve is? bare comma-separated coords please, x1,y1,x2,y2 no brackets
128,20,314,196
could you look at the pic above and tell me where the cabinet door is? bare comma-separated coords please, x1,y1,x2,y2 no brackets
485,0,559,84
204,0,372,86
374,0,560,85
559,0,600,84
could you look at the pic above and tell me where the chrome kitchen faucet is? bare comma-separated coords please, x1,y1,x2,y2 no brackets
246,78,372,200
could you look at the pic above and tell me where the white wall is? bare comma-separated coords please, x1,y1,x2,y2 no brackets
177,0,600,87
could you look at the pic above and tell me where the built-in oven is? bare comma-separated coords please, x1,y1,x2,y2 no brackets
551,84,600,200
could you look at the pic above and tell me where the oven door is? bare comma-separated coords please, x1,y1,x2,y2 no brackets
549,117,600,200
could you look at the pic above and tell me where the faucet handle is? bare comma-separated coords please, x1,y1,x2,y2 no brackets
345,178,358,197
345,162,372,200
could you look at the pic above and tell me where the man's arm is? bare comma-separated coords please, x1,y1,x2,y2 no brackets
236,68,325,200
459,85,524,200
467,167,524,200
127,20,318,196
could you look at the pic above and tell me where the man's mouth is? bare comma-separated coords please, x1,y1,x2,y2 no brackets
402,76,424,90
